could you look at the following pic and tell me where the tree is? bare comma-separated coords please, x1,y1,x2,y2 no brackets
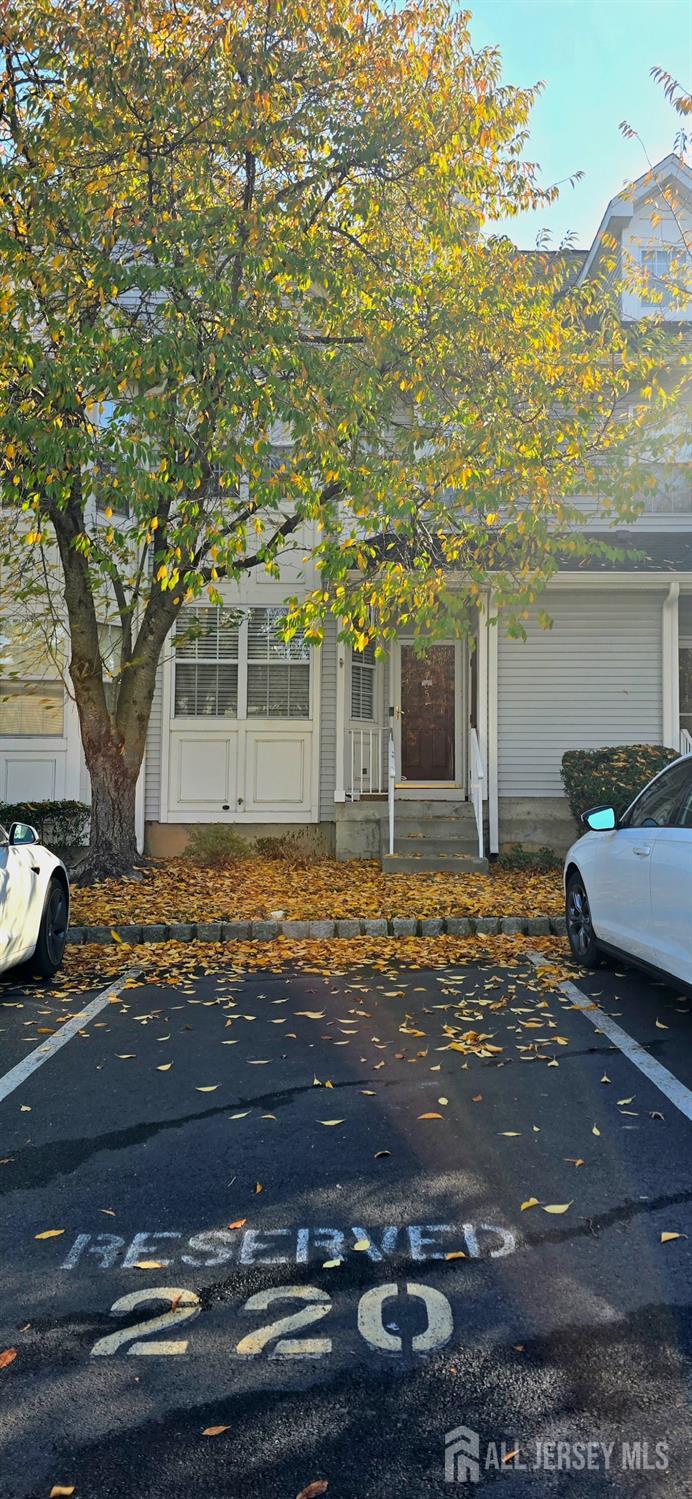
0,0,677,877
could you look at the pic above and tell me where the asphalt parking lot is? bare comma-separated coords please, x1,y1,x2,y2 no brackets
1,947,691,1498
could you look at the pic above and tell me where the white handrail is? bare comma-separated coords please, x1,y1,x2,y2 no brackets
388,722,396,856
346,727,384,798
681,727,692,756
468,725,484,860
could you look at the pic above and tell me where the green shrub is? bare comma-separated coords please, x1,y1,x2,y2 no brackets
561,744,680,823
0,799,90,848
184,824,251,865
494,843,563,872
253,831,314,867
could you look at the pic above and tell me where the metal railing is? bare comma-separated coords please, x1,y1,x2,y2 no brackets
346,727,384,798
681,727,692,756
468,725,485,860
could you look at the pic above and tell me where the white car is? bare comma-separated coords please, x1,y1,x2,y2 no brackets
0,821,70,980
564,753,692,985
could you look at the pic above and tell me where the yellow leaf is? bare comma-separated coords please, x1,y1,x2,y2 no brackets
353,1239,370,1252
111,929,123,943
134,1260,164,1270
229,1111,250,1119
418,1112,443,1120
499,1132,521,1137
542,1203,572,1215
592,1124,601,1136
157,1064,172,1072
660,1232,685,1244
34,1230,65,1240
521,1198,539,1211
50,1489,76,1498
617,1097,634,1106
254,1183,263,1194
322,1258,342,1269
295,1011,325,1019
196,1086,219,1092
318,1120,344,1126
445,1250,466,1261
655,1019,668,1030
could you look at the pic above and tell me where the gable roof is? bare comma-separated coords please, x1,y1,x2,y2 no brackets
577,153,692,285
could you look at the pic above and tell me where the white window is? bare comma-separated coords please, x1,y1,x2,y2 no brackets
173,606,310,720
641,248,674,309
174,607,239,717
351,644,376,720
247,608,310,718
0,624,65,736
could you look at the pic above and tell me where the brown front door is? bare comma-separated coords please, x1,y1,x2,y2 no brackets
400,643,455,781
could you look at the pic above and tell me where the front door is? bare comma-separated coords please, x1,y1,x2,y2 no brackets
400,643,455,781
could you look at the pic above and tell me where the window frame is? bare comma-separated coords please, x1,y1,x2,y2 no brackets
350,643,378,723
0,621,66,739
172,605,312,724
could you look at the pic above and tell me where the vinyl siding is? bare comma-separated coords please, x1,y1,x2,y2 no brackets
498,590,664,797
319,617,338,820
145,661,164,820
680,596,692,636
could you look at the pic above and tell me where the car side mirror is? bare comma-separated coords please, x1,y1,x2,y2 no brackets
9,821,39,846
582,805,617,832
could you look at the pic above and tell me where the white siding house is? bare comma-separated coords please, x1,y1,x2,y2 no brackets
2,154,691,860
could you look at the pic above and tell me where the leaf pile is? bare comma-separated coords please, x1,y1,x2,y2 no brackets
70,857,562,927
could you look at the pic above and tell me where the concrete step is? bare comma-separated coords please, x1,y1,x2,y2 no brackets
394,799,475,819
382,852,489,874
395,825,480,845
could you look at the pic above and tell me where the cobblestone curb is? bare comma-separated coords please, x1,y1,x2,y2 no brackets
66,913,566,946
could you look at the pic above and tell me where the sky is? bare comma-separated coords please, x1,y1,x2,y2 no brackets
466,0,691,249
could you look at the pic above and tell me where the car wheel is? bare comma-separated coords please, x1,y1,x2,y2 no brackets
566,872,600,968
30,878,69,980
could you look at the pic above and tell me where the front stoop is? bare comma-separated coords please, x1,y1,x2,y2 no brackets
381,852,489,874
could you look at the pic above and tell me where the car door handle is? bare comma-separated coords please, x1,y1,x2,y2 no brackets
632,845,652,858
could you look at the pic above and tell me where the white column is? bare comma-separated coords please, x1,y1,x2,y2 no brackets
662,581,680,750
487,592,499,854
334,629,347,803
476,595,489,783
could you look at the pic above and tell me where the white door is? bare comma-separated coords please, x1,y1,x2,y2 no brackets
648,760,692,983
0,835,36,972
586,759,692,962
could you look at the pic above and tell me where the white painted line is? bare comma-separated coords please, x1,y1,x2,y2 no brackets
0,968,141,1105
526,949,692,1125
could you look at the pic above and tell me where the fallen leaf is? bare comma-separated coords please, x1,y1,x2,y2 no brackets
499,1132,521,1137
202,1425,230,1437
445,1251,466,1261
196,1085,219,1093
592,1124,601,1136
542,1203,572,1215
295,1011,325,1020
254,1182,263,1194
35,1230,65,1240
438,1097,449,1106
229,1111,250,1119
374,1150,391,1159
296,1482,329,1499
660,1232,686,1244
617,1097,634,1106
472,1094,483,1102
353,1239,370,1252
322,1258,342,1269
655,1019,668,1030
0,1349,17,1370
227,1219,246,1230
157,1063,172,1072
318,1120,344,1127
520,1198,539,1212
565,1158,585,1168
116,1054,136,1060
418,1112,443,1120
50,1488,75,1498
601,1074,611,1084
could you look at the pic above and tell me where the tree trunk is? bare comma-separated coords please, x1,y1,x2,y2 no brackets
73,742,140,883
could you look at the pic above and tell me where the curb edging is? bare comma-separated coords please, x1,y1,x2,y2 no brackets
66,913,567,947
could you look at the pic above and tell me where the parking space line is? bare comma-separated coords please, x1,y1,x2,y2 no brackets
526,950,692,1125
0,968,141,1105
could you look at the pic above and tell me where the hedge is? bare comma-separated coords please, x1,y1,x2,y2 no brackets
0,799,90,848
561,744,681,824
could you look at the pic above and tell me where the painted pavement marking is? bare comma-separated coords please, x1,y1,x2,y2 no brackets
526,949,692,1125
0,967,140,1105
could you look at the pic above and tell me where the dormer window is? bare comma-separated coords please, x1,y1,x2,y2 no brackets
641,248,674,310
